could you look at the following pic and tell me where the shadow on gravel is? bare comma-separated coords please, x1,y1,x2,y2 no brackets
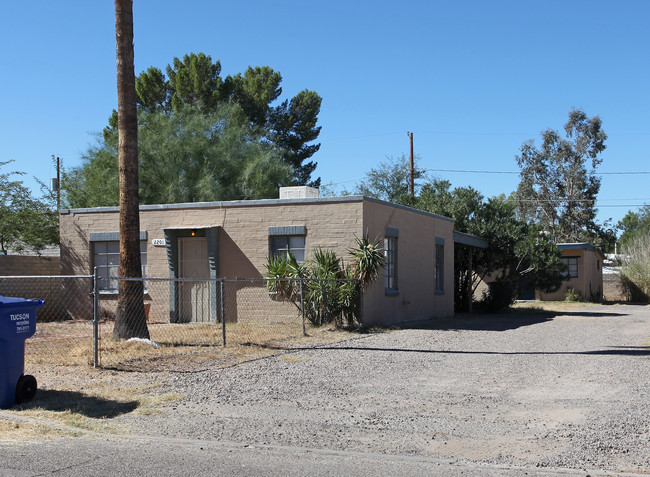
299,345,650,357
555,311,630,317
15,389,138,418
402,308,631,332
417,313,553,331
584,346,650,356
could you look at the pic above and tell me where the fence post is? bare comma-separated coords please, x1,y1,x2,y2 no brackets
300,278,306,336
93,267,99,368
220,279,226,346
359,281,364,324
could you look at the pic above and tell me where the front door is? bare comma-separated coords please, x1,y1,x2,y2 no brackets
178,237,210,322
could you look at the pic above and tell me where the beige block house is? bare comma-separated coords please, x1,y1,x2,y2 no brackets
59,192,456,326
538,243,605,302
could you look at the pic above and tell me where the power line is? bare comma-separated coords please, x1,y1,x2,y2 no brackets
421,168,650,175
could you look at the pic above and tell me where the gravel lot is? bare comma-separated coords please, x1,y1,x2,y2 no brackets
106,303,650,473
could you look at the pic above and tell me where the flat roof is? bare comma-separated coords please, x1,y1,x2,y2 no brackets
60,195,456,224
557,242,606,258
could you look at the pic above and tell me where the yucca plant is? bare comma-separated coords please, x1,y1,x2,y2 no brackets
264,253,306,309
306,248,344,326
338,263,361,327
348,235,386,288
264,234,386,329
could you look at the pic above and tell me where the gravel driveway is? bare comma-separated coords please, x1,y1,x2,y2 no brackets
108,303,650,473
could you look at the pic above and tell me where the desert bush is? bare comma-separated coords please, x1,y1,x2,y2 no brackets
620,233,650,302
564,287,584,302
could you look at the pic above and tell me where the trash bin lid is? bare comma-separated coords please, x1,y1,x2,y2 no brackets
0,296,44,307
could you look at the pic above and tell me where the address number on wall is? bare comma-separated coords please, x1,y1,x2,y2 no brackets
152,239,166,246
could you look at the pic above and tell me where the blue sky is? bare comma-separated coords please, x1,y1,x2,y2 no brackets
2,1,649,230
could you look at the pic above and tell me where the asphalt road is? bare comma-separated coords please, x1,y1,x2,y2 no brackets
0,433,642,477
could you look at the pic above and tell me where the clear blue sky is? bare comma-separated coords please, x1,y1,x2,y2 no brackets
2,1,649,230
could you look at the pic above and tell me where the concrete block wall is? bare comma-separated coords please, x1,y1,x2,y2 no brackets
59,196,456,326
0,255,65,320
59,198,365,322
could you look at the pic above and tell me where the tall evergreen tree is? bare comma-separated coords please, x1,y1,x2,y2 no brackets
129,53,322,186
515,109,607,244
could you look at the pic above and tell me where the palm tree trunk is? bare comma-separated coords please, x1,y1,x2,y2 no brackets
113,0,149,340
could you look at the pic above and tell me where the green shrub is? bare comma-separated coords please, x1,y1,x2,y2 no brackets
476,275,518,312
564,287,584,302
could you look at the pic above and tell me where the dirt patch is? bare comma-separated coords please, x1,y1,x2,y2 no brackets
7,304,650,473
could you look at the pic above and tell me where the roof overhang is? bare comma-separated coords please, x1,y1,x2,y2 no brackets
454,231,488,249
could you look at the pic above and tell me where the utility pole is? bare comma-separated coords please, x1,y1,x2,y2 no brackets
51,155,61,211
407,132,414,196
56,156,60,211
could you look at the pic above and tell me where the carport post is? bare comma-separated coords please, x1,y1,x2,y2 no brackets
468,249,473,314
93,267,99,368
220,279,226,346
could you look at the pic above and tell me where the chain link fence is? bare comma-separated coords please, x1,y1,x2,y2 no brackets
1,275,359,371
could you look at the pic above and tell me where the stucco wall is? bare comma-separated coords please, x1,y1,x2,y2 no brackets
361,200,455,324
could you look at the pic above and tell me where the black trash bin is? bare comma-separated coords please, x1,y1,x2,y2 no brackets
0,296,44,409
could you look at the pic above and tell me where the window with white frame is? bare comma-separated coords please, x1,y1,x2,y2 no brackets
268,226,306,263
435,239,445,293
91,232,147,293
384,227,398,293
561,257,579,278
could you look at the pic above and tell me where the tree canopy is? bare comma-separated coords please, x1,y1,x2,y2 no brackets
65,53,322,208
135,53,321,185
65,103,293,207
515,108,607,245
350,154,421,205
416,180,564,310
618,205,650,248
0,161,58,254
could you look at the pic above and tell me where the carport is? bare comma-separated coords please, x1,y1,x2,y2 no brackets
454,230,488,313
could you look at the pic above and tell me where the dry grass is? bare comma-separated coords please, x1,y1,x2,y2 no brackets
0,418,82,443
511,300,599,313
5,322,361,442
21,319,359,378
25,319,357,371
1,379,184,442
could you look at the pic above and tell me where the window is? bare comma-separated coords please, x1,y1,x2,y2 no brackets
435,240,445,293
270,235,306,263
561,257,578,278
91,232,148,293
384,227,399,293
269,225,307,263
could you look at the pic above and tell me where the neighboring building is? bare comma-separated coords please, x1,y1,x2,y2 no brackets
59,189,457,326
538,243,605,302
0,246,63,320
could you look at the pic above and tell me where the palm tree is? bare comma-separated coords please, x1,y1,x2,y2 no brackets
113,0,149,339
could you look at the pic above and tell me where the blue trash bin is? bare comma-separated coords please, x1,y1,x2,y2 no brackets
0,296,44,409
